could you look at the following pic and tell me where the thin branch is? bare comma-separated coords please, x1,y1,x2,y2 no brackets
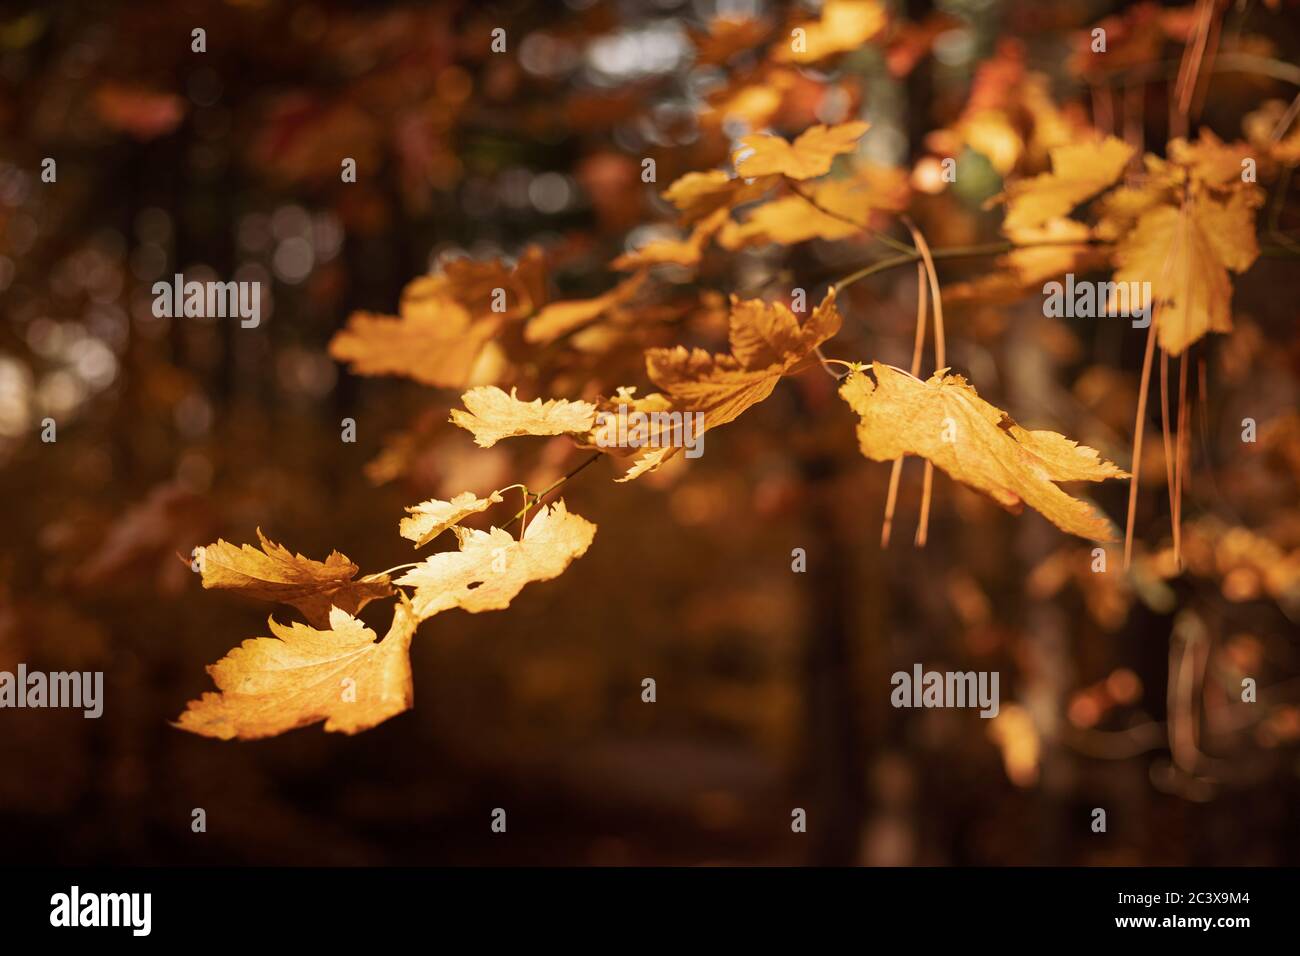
901,217,945,549
786,178,917,256
813,345,851,380
1164,348,1185,564
1125,321,1160,571
882,261,928,549
1174,351,1191,569
507,452,604,531
1071,51,1300,89
833,237,1112,293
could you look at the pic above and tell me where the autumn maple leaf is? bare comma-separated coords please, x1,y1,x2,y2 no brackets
197,529,393,628
395,501,596,620
524,271,647,343
1000,136,1134,232
613,290,843,480
1110,180,1263,355
772,0,888,64
661,170,775,224
720,166,909,249
733,121,870,180
611,212,728,272
329,247,545,387
839,362,1127,541
450,387,598,447
400,490,505,548
175,599,419,740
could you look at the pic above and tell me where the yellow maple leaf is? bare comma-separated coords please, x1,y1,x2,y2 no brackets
581,386,675,457
1093,173,1177,241
946,219,1102,305
611,210,728,272
719,167,908,249
662,169,775,224
450,386,598,448
701,69,796,131
839,362,1127,541
719,194,861,249
435,246,548,321
524,271,647,344
175,599,418,740
617,291,842,480
395,501,596,620
1111,185,1263,355
1001,136,1134,231
1168,130,1256,188
733,121,870,181
329,304,500,388
773,0,888,64
400,490,505,549
328,248,545,387
197,529,392,628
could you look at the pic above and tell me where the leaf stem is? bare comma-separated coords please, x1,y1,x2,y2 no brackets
833,238,1112,293
813,348,855,379
507,452,604,532
366,564,421,580
785,178,917,256
900,216,945,549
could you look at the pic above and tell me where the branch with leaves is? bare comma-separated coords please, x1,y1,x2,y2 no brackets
177,3,1300,741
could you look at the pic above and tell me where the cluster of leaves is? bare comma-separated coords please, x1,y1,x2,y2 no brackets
174,0,1299,743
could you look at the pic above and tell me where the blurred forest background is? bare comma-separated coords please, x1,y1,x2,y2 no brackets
1,0,1298,865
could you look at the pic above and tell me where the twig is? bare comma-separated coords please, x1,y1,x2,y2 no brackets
507,452,604,532
833,237,1111,293
901,217,945,549
882,262,928,548
813,346,851,380
785,178,917,256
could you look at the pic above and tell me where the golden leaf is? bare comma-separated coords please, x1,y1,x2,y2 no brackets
720,168,908,249
400,490,505,548
662,170,774,224
437,246,547,321
701,70,795,131
329,303,500,388
612,211,728,271
946,219,1101,304
1168,131,1256,188
1001,136,1134,231
618,291,842,480
1111,185,1263,354
175,599,418,740
450,386,598,448
581,386,675,459
524,271,647,344
839,362,1127,541
329,248,545,387
773,0,887,64
1094,176,1176,241
198,529,393,628
395,501,596,620
719,194,861,249
733,121,870,181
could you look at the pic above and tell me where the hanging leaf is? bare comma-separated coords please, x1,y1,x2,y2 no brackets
839,362,1126,541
